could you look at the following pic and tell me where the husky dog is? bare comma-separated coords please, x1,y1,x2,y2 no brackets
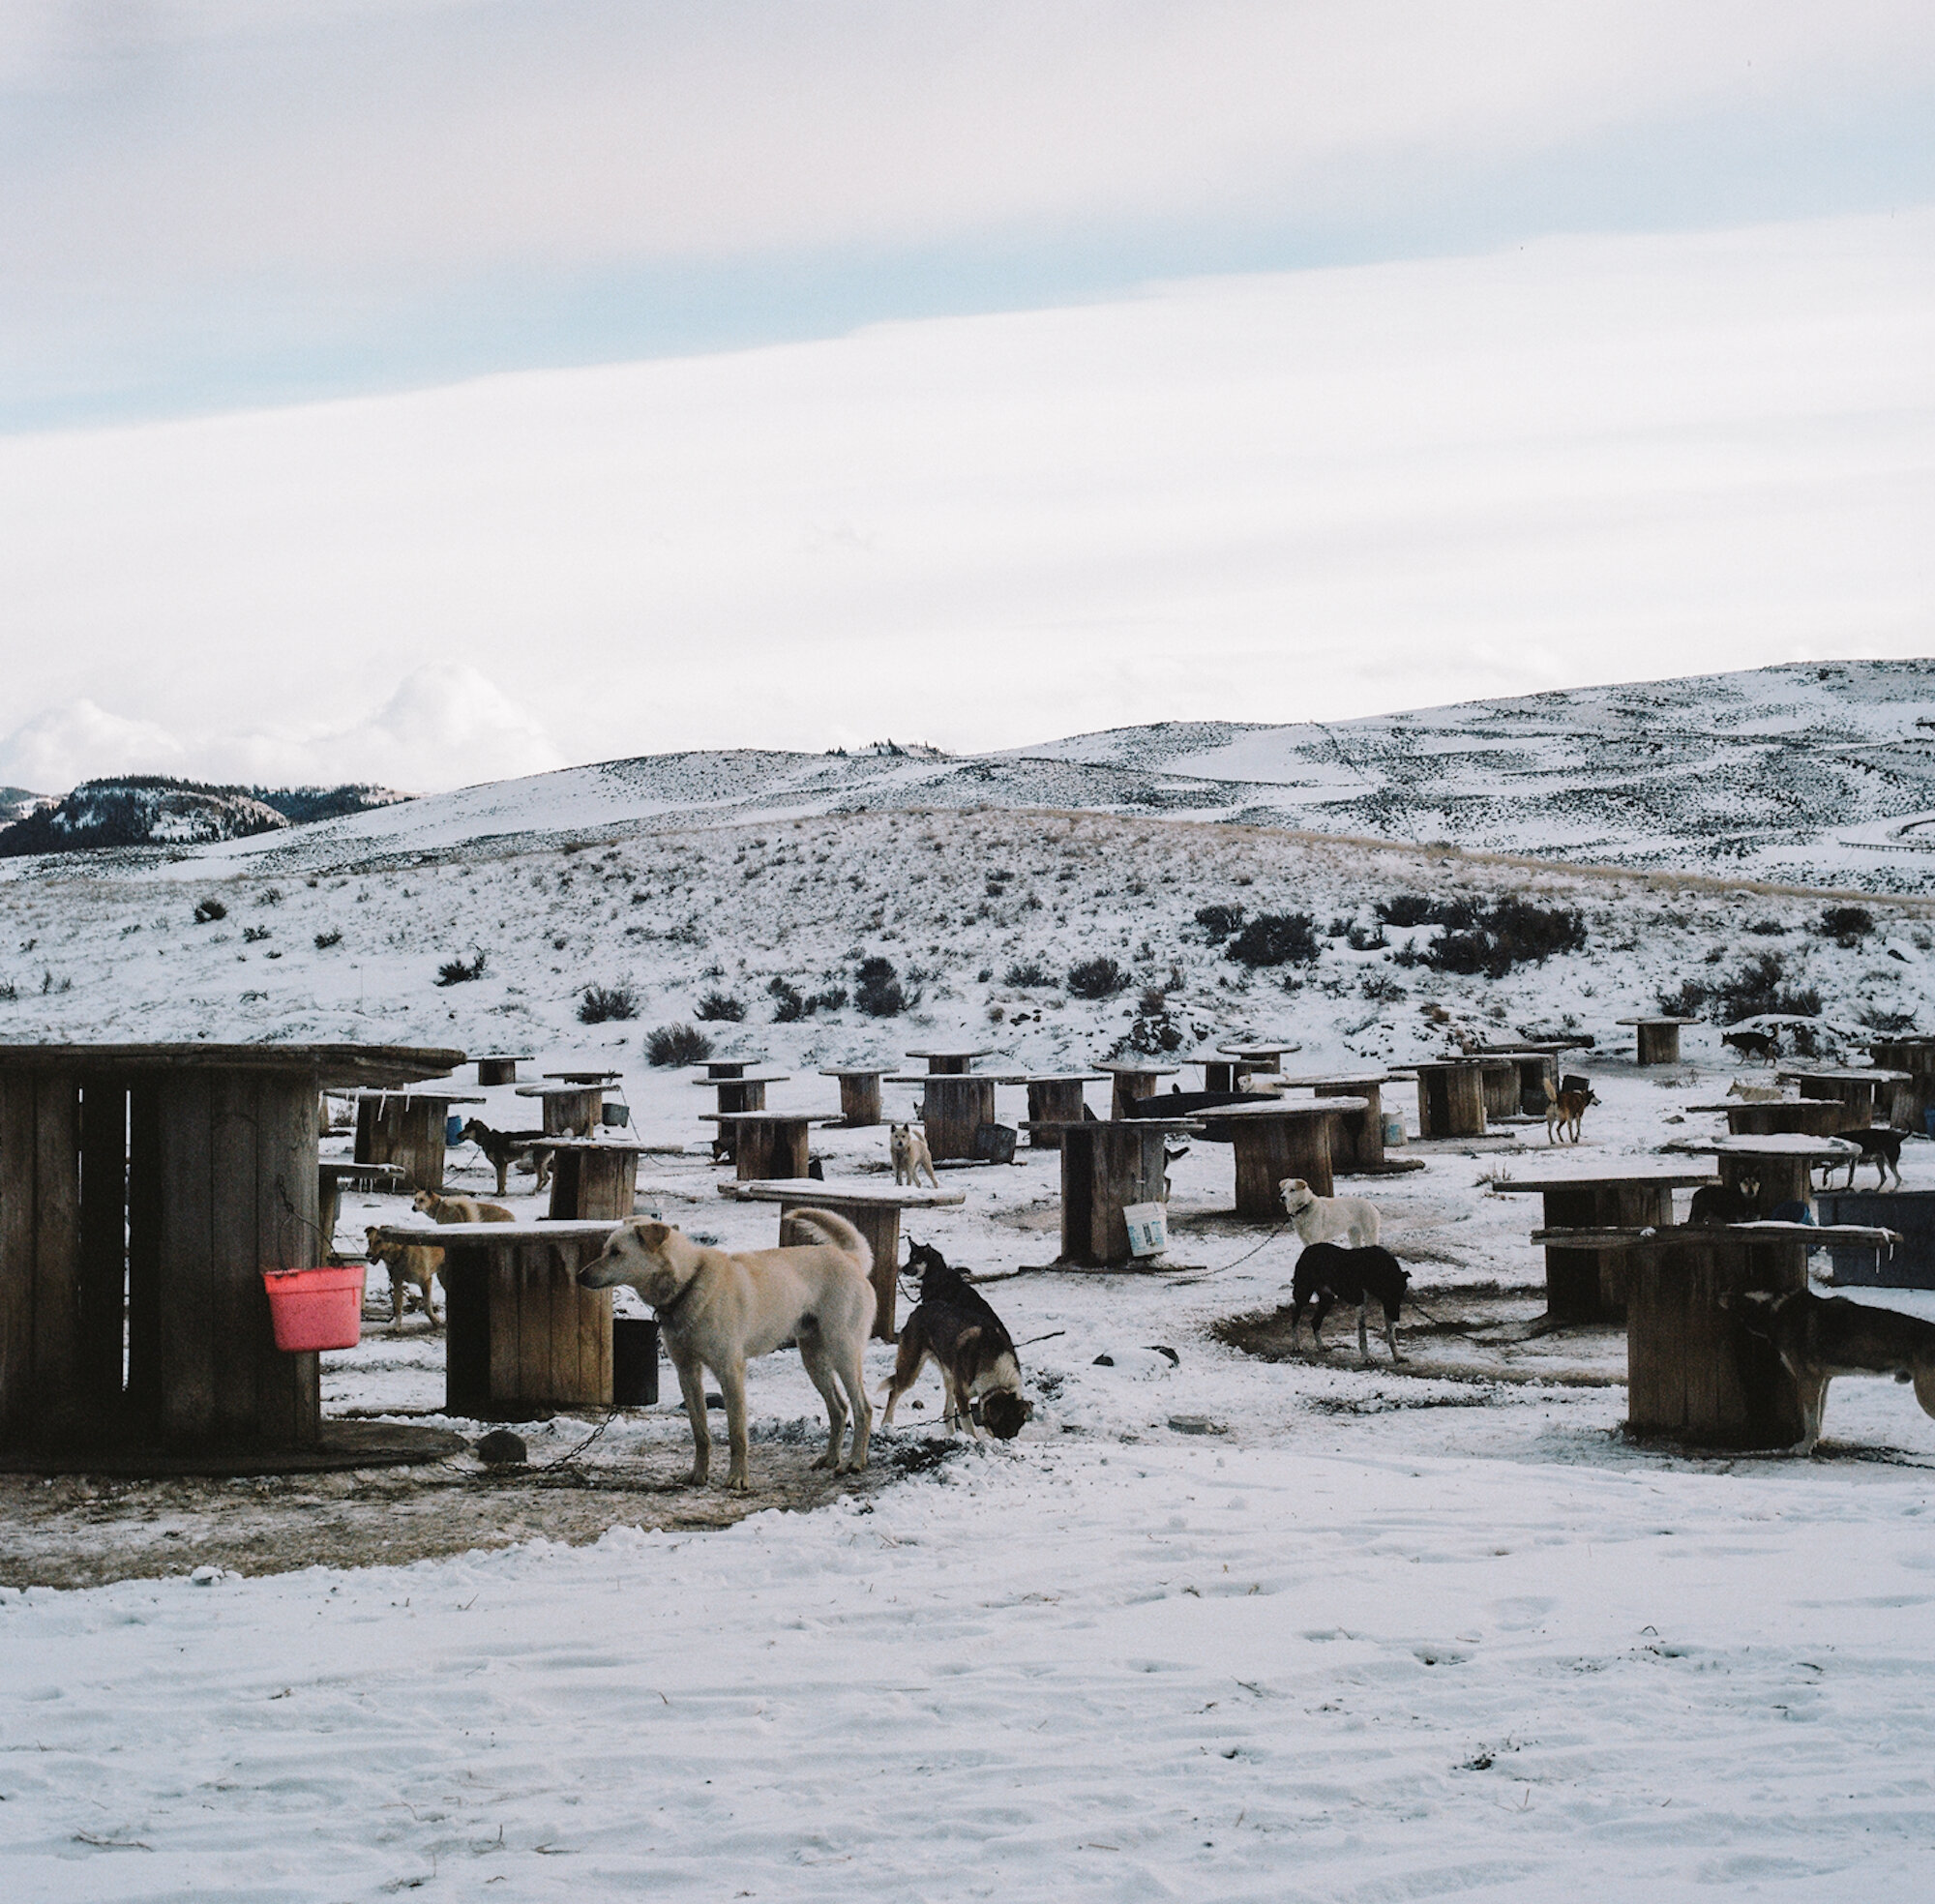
1292,1241,1410,1362
1279,1178,1381,1249
1729,1287,1935,1456
460,1117,550,1195
880,1241,1031,1440
1544,1076,1597,1145
1822,1128,1906,1192
364,1227,444,1328
412,1188,516,1224
580,1212,875,1490
890,1122,939,1188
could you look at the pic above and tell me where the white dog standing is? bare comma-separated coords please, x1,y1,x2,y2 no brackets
891,1122,939,1188
1279,1177,1381,1249
579,1211,876,1491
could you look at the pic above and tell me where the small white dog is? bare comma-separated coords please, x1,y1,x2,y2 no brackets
890,1122,939,1188
1279,1178,1381,1249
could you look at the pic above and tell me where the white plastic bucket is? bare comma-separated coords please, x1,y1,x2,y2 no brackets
1382,1111,1406,1147
1123,1202,1168,1257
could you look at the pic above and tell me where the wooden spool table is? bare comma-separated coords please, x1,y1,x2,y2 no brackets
1534,1219,1899,1447
352,1086,482,1193
1,1041,464,1473
530,1138,648,1220
690,1071,789,1159
1027,1118,1199,1266
699,1056,765,1081
1492,1165,1717,1323
1019,1073,1109,1148
905,1047,996,1076
372,1220,618,1420
1670,1133,1861,1215
1868,1037,1935,1123
1777,1068,1911,1130
1218,1042,1299,1077
1194,1097,1368,1215
885,1072,1026,1163
317,1160,407,1255
1719,1098,1854,1139
820,1067,892,1128
1475,1046,1569,1107
472,1053,531,1086
718,1179,968,1339
1272,1071,1417,1175
1410,1060,1489,1139
1195,1052,1260,1092
1096,1060,1180,1119
706,1110,839,1180
517,1081,608,1138
1617,1017,1700,1066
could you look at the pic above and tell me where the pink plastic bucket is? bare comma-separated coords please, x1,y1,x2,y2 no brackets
261,1265,365,1352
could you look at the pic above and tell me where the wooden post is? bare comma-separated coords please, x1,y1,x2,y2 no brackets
1316,1082,1384,1171
442,1235,614,1419
1537,1183,1672,1323
547,1146,640,1220
1025,1080,1088,1148
1635,1022,1682,1065
824,1072,885,1127
1717,1152,1812,1215
1415,1065,1487,1139
77,1080,129,1419
1477,1061,1520,1121
1625,1235,1805,1446
1057,1123,1173,1266
355,1094,451,1192
733,1118,811,1181
542,1088,601,1139
920,1078,997,1162
1202,1059,1253,1092
1870,1041,1935,1124
1107,1068,1173,1119
1225,1114,1337,1215
477,1057,520,1086
1726,1100,1851,1138
716,1079,768,1116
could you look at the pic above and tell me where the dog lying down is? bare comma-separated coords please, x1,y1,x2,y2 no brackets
580,1212,875,1491
1728,1287,1935,1456
880,1240,1032,1440
1292,1241,1411,1362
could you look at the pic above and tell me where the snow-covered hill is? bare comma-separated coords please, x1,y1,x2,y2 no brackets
24,658,1922,893
0,777,411,858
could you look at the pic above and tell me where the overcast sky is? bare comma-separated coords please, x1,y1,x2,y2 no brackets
3,2,1932,791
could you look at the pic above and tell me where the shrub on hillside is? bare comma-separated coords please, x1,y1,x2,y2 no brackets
313,927,342,949
695,990,745,1023
193,898,226,924
1718,952,1821,1022
645,1024,712,1066
1225,911,1322,968
1003,959,1054,988
1194,904,1245,944
579,981,639,1022
855,957,908,1018
1066,956,1131,999
1815,905,1875,946
435,951,488,986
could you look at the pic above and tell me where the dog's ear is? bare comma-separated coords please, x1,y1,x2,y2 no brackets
628,1219,672,1252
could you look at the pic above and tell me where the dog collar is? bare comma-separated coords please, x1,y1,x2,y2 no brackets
652,1274,700,1324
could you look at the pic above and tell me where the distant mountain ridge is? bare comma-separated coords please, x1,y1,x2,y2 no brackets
0,776,412,858
11,661,1935,893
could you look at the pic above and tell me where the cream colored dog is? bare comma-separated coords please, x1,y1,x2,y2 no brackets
579,1211,876,1491
412,1188,516,1224
890,1122,939,1188
364,1226,444,1328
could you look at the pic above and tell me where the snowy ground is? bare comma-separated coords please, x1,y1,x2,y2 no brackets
8,739,1935,1894
8,1040,1935,1897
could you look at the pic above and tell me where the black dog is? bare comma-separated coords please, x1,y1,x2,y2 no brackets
1292,1241,1410,1362
1688,1181,1760,1224
1823,1128,1905,1191
460,1118,550,1195
881,1241,1032,1439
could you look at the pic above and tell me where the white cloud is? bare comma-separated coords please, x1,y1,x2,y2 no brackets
1,211,1931,788
0,666,563,794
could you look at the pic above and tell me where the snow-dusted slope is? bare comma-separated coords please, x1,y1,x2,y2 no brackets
54,657,1924,894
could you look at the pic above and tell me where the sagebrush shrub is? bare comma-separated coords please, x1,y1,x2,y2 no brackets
579,981,640,1022
1193,904,1245,943
436,951,488,986
193,898,226,924
1225,912,1321,968
856,957,907,1017
1066,956,1130,999
695,990,745,1023
645,1024,711,1065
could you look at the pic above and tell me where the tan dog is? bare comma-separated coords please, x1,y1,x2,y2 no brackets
412,1188,516,1224
1544,1077,1596,1145
365,1226,444,1328
890,1122,939,1188
579,1211,876,1491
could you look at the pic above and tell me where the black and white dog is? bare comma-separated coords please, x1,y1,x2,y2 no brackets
880,1241,1033,1440
1292,1241,1411,1363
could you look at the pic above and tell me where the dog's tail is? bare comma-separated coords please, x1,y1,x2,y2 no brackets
1543,1077,1559,1104
783,1207,874,1282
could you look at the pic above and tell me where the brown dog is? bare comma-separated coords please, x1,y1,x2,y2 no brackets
412,1188,516,1224
1544,1077,1596,1145
365,1227,444,1328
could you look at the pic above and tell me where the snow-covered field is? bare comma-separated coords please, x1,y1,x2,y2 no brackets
9,677,1935,1897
